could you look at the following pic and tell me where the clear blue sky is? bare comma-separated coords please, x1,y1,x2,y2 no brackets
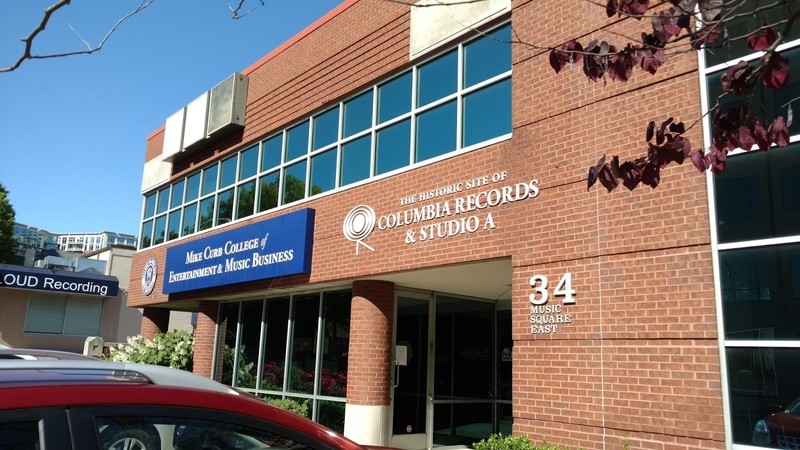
0,0,342,236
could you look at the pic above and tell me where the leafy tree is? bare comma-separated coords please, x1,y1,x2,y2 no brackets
0,183,17,264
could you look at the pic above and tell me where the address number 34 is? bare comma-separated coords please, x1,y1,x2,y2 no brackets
529,273,576,305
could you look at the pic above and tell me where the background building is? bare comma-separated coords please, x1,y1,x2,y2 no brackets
127,1,799,449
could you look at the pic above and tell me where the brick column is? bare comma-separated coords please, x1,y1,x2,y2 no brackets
344,280,394,445
140,307,169,339
193,300,220,379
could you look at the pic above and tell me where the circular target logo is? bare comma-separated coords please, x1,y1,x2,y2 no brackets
343,205,376,255
141,257,158,296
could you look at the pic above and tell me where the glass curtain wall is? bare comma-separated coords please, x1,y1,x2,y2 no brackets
214,290,351,433
702,2,800,448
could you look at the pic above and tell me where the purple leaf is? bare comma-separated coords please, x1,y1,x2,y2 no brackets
762,53,790,90
747,26,776,52
588,155,607,190
690,149,709,173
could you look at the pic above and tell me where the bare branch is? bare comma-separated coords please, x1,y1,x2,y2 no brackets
0,0,153,73
229,0,265,19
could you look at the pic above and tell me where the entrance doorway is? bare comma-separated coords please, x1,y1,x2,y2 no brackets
391,292,512,449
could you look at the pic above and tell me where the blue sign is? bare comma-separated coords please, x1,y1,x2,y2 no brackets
0,264,119,297
163,208,315,294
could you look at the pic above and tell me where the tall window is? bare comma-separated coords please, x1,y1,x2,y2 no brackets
703,2,800,448
215,290,351,433
139,22,512,249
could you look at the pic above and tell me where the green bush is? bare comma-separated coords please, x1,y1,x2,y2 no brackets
263,397,310,417
473,434,570,450
106,330,194,371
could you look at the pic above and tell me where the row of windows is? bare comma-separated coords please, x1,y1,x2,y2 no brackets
705,1,800,447
24,293,103,336
139,23,512,249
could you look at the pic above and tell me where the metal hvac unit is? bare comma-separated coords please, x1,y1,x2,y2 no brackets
161,73,248,162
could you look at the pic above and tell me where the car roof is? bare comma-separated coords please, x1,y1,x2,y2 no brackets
0,348,98,360
0,359,236,394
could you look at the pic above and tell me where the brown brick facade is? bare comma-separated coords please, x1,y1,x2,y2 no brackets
128,1,724,448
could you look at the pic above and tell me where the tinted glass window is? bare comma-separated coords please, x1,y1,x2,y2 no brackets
343,90,373,137
313,106,339,150
216,189,234,226
310,149,337,195
464,24,511,87
167,210,181,241
417,50,457,107
416,100,457,162
378,72,412,123
463,79,512,146
341,135,371,186
140,220,153,248
202,165,219,196
321,291,350,399
143,194,156,219
185,173,201,202
0,420,40,450
199,197,215,231
715,144,800,243
182,203,197,236
153,215,167,245
258,172,279,213
262,134,283,170
236,181,256,220
220,155,238,189
170,179,185,208
289,294,320,394
156,187,170,214
286,121,310,162
240,145,259,179
376,119,410,175
283,161,307,204
260,298,290,391
236,300,264,389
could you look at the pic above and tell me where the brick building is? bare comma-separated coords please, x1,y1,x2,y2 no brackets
128,1,800,449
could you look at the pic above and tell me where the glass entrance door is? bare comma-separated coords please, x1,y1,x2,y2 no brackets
391,293,512,449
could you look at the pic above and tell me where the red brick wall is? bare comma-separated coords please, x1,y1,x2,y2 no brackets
193,300,220,379
129,0,724,448
347,280,395,406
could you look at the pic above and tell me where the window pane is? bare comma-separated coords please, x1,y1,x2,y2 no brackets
240,145,259,179
721,244,800,340
310,149,337,195
706,47,800,137
464,24,511,87
417,50,457,107
260,298,290,391
463,79,512,147
283,161,307,205
24,294,66,333
341,135,371,186
185,173,201,202
726,347,800,447
378,72,412,124
140,220,153,249
704,0,799,66
143,193,156,219
236,181,256,220
216,189,234,226
202,164,219,196
153,215,167,245
321,291,350,398
318,400,346,434
376,119,410,175
156,186,170,214
167,210,181,241
218,303,240,385
0,421,41,450
313,106,339,150
288,294,320,394
258,172,280,213
64,297,102,336
262,134,283,171
237,300,264,389
182,203,197,236
715,144,800,243
343,90,373,138
286,121,310,162
220,155,238,189
199,197,215,231
171,179,185,208
416,100,456,163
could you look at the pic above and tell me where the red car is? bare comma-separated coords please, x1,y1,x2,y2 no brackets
752,395,800,449
0,359,381,450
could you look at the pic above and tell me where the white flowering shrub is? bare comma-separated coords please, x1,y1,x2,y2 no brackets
107,330,194,371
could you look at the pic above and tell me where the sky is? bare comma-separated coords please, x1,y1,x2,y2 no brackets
0,0,342,236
